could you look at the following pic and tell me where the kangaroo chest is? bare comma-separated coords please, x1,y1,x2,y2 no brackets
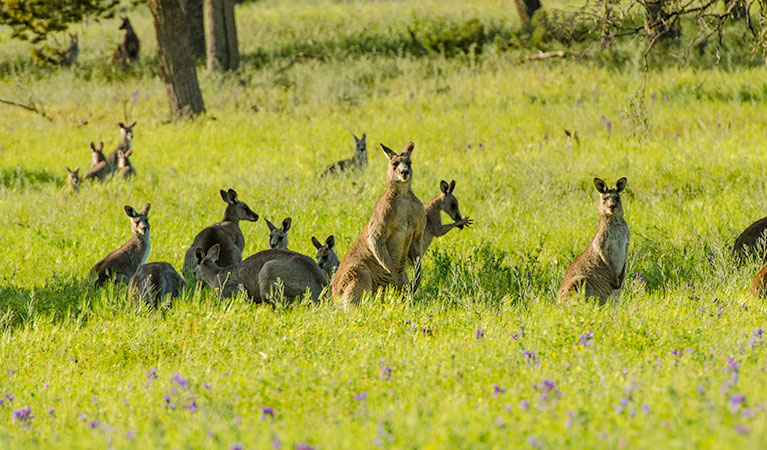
594,220,629,274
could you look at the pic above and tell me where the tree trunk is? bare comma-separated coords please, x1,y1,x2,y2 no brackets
514,0,542,28
206,0,239,71
186,0,206,59
148,0,206,116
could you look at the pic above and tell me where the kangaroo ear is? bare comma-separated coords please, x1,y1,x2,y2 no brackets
74,166,80,173
401,141,414,157
195,247,205,264
361,133,366,140
326,235,335,249
119,122,125,129
128,121,136,128
140,203,150,215
440,180,449,194
593,178,608,194
615,177,627,193
282,218,292,232
219,189,230,204
449,180,456,193
227,189,238,202
66,167,73,174
124,205,137,218
206,244,221,262
90,141,96,151
380,143,397,160
312,236,322,249
353,133,359,142
265,219,276,231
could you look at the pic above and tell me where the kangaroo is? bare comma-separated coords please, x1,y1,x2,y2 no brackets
266,217,291,249
312,235,340,280
129,262,185,307
193,244,325,303
60,33,79,67
420,180,473,253
106,122,135,169
89,204,151,288
749,264,767,298
558,177,630,305
83,141,111,182
111,17,140,65
116,149,135,178
321,133,367,177
182,189,259,274
65,167,81,194
331,141,426,306
733,217,767,264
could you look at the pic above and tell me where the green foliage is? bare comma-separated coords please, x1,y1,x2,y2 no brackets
0,0,118,43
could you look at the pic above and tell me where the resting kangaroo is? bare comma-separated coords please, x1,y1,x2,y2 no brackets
733,217,767,263
83,141,111,182
116,149,135,178
65,167,81,194
331,141,426,306
312,235,340,279
129,262,185,307
266,217,291,249
89,204,151,288
321,133,367,177
557,177,629,304
111,17,140,65
106,122,135,169
194,245,326,303
182,189,259,274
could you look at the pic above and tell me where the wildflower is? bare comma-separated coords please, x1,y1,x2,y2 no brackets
476,329,485,338
523,350,539,367
48,406,55,416
92,396,98,404
528,435,542,448
162,395,171,404
641,404,651,414
520,400,530,410
147,368,158,381
272,435,282,449
540,379,556,393
88,419,100,429
172,374,189,388
579,332,594,346
5,394,14,402
184,399,198,413
495,416,505,427
230,444,245,450
204,383,212,389
261,406,275,417
697,385,705,394
380,366,393,380
354,392,367,401
295,444,316,450
730,394,745,412
493,384,506,397
735,424,750,435
125,431,136,439
12,406,33,426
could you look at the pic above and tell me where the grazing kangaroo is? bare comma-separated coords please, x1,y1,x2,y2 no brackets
129,262,185,307
733,217,767,263
116,149,135,178
321,133,367,177
558,177,630,305
266,217,291,249
182,189,259,274
111,17,140,65
83,141,111,182
331,141,426,306
106,122,135,169
89,204,151,288
194,244,326,303
312,235,340,279
65,167,81,194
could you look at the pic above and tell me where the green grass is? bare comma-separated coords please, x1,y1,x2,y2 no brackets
1,1,767,448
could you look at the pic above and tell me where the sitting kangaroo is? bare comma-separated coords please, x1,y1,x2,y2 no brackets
83,141,111,182
558,177,629,305
111,17,140,65
182,189,259,274
60,33,79,67
733,216,767,263
89,204,151,288
194,244,326,303
321,133,367,177
331,142,426,306
116,149,135,178
312,235,340,280
65,167,81,194
266,217,291,249
129,262,185,307
106,122,135,170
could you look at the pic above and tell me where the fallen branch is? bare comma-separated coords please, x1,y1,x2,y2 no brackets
0,81,51,121
521,50,569,62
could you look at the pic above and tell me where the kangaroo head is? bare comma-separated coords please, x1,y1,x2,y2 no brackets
118,121,136,143
119,17,132,30
124,203,150,237
439,179,464,223
220,188,259,222
266,217,291,249
312,235,339,277
66,166,80,189
90,141,105,165
193,244,222,284
69,33,78,46
353,133,367,161
117,149,133,168
593,177,627,217
381,141,414,185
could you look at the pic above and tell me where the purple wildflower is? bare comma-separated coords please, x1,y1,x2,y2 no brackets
354,392,368,401
295,444,316,450
495,416,505,427
125,430,136,439
520,400,530,410
697,385,705,394
735,424,750,435
162,395,171,404
380,365,393,380
88,419,100,429
172,374,189,388
528,435,542,448
493,384,506,397
476,329,485,338
12,406,33,425
272,435,282,449
730,394,745,412
579,332,594,346
204,383,211,389
541,379,556,393
5,394,14,402
147,368,158,381
230,444,245,450
523,350,539,367
261,406,275,417
641,404,651,414
184,399,198,413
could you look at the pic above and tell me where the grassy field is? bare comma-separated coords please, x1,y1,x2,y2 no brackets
1,0,767,448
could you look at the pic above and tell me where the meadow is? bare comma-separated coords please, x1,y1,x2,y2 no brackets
1,0,767,448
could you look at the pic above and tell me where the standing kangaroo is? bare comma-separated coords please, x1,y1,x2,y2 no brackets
312,235,340,279
89,204,151,288
65,167,81,194
106,122,135,169
60,33,79,67
116,149,135,178
733,216,767,263
83,141,111,182
331,141,426,306
182,189,259,274
111,17,140,65
266,217,291,249
321,133,367,177
558,177,630,304
129,262,185,307
194,245,326,303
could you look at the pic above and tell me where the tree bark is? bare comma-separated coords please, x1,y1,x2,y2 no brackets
148,0,206,116
206,0,239,71
514,0,542,28
186,0,206,59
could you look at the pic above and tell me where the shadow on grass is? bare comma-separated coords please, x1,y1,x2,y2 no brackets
0,166,60,190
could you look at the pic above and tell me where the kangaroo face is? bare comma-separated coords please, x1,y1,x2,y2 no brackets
125,203,150,237
90,141,105,165
313,235,339,276
119,121,136,143
119,17,131,31
220,189,259,222
353,133,367,162
594,177,627,217
66,167,80,190
439,180,463,223
117,149,133,168
381,142,414,184
266,218,291,249
69,33,78,46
